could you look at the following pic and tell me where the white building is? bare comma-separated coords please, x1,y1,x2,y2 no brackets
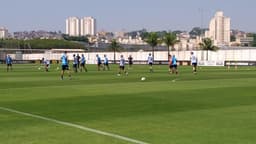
0,27,8,38
80,17,96,36
66,17,80,36
205,11,230,46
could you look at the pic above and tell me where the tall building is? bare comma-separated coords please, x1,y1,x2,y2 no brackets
205,11,230,46
80,17,96,36
0,27,8,39
66,17,80,36
66,16,96,36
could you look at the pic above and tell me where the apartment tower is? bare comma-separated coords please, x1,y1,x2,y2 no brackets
66,16,96,36
205,11,230,46
66,17,80,36
80,17,96,36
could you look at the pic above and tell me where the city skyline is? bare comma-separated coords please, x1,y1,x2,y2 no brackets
1,0,256,33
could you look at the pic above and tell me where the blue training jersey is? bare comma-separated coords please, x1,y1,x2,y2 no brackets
61,54,68,65
97,56,101,64
6,56,12,64
172,56,177,65
81,56,85,64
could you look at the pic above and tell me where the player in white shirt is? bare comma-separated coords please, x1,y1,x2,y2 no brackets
148,53,154,73
190,52,198,74
103,54,110,71
118,55,128,76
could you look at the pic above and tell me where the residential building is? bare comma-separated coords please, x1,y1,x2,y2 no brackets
236,35,254,47
80,17,96,36
0,27,8,38
66,17,80,36
205,11,231,46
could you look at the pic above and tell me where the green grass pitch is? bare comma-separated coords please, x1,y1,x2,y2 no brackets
0,64,256,144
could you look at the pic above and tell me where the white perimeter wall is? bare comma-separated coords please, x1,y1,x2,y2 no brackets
19,49,256,64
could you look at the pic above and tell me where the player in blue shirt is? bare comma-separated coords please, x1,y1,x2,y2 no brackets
171,55,178,74
96,54,103,71
60,51,71,80
6,55,13,72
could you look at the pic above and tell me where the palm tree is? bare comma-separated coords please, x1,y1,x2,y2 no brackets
108,39,121,64
163,32,179,60
145,32,158,60
199,38,219,61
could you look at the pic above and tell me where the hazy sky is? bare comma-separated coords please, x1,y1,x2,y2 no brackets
1,0,256,33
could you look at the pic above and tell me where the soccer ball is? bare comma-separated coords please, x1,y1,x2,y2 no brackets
141,77,146,81
117,74,121,76
38,67,41,70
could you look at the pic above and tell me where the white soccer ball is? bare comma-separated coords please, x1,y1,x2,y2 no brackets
38,67,41,70
141,77,146,81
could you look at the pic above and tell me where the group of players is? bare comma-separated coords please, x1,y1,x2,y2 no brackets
167,52,198,75
60,51,198,80
3,51,198,80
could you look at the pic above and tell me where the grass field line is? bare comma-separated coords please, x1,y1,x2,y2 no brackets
0,106,149,144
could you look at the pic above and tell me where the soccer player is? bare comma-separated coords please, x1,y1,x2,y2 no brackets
118,55,128,76
171,55,178,74
148,53,153,73
168,54,172,74
190,52,198,74
128,55,133,68
96,54,103,71
6,55,13,72
43,58,50,72
103,54,110,71
60,51,71,80
76,54,81,69
73,54,78,73
80,54,88,72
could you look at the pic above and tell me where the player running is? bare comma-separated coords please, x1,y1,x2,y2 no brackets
43,58,50,72
80,54,87,72
171,55,178,74
96,54,103,71
103,54,110,71
73,54,78,73
118,55,128,76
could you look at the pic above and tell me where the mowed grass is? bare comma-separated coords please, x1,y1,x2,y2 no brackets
0,63,256,144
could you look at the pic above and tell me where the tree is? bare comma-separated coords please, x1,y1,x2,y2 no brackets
162,32,179,60
249,33,256,47
108,39,122,64
189,27,208,38
145,32,159,60
199,38,219,60
62,34,89,43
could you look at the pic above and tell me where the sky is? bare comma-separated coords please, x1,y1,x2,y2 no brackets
1,0,256,33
